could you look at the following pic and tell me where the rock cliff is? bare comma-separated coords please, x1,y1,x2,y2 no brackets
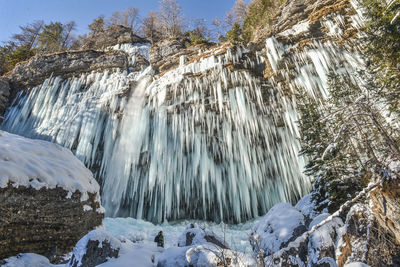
5,50,130,92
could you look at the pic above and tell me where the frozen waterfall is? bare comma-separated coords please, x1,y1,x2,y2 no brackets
1,41,333,223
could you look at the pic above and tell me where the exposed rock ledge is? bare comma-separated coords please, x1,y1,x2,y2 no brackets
0,130,104,263
4,49,130,93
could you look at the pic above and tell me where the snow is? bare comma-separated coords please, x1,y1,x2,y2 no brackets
98,243,162,267
278,21,310,37
344,262,370,267
308,217,344,264
156,246,190,267
75,218,258,267
157,244,256,267
83,205,93,212
295,193,321,219
308,213,331,230
1,253,52,267
103,217,257,253
70,230,122,267
0,130,100,203
250,203,305,255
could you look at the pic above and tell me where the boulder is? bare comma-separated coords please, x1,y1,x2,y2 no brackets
177,223,228,249
0,77,10,122
0,131,104,263
68,230,121,267
249,203,307,256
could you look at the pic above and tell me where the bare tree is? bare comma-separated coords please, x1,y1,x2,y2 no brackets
233,0,248,24
158,0,185,38
142,11,161,43
225,0,248,27
88,15,105,34
211,17,225,41
109,6,140,33
224,11,235,28
61,21,77,50
11,20,44,49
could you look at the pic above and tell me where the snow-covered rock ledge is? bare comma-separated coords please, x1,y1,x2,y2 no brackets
0,130,104,263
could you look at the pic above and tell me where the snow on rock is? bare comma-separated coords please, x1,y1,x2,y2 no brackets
98,243,162,267
177,223,228,248
0,253,52,267
295,193,321,219
277,21,310,37
249,203,307,256
0,131,104,261
0,130,100,202
155,246,189,267
308,216,344,265
103,217,257,253
344,262,370,267
68,230,121,267
156,245,256,267
308,213,331,230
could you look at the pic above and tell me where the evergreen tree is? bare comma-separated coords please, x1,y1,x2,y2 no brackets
362,0,400,112
297,71,400,212
226,22,242,44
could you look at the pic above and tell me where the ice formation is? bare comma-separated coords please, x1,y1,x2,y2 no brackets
1,3,364,222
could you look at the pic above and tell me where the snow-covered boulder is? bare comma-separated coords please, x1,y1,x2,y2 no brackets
308,216,343,265
0,131,104,262
295,193,322,220
249,203,307,256
68,230,121,267
177,223,228,249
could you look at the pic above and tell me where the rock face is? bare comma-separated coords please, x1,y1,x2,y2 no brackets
338,203,400,267
0,131,104,263
6,50,130,93
0,186,103,263
149,39,217,74
81,24,148,50
68,230,121,267
0,77,10,122
370,179,400,244
149,39,186,73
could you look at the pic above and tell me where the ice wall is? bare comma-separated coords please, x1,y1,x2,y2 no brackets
1,8,364,224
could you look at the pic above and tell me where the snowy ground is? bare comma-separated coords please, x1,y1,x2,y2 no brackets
1,217,261,267
103,217,260,254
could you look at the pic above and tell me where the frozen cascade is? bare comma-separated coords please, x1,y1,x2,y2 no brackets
1,7,364,224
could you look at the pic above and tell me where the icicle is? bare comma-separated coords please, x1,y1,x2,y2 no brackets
2,42,316,223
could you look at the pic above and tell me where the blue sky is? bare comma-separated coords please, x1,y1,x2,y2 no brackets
0,0,242,43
